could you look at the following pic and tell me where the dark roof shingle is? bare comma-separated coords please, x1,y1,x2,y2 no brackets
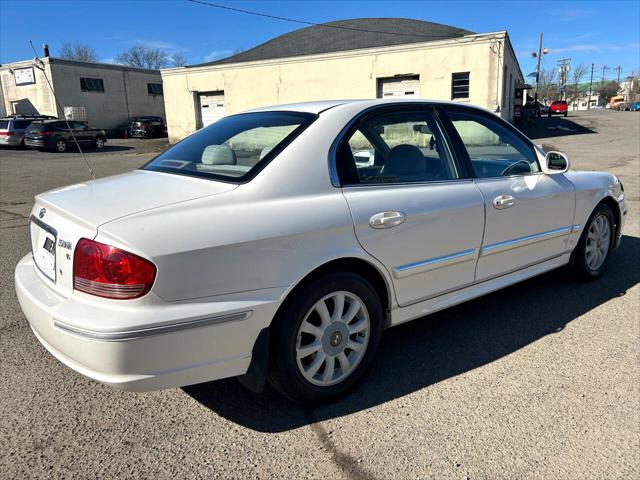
190,17,474,67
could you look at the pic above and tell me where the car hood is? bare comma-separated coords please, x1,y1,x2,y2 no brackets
35,170,237,228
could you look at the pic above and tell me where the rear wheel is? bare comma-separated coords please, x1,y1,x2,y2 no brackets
572,203,615,280
564,111,568,117
268,272,383,404
55,139,67,153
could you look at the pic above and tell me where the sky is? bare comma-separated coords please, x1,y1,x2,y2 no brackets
1,0,639,82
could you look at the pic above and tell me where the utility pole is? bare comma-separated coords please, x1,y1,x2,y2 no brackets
557,57,571,100
601,65,610,85
588,63,595,110
534,32,543,104
614,65,622,84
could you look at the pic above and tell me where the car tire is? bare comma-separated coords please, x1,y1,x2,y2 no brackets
547,112,552,117
268,272,383,405
572,203,616,280
564,111,568,117
55,139,67,153
95,137,105,150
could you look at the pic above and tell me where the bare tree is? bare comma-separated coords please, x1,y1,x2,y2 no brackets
114,46,168,69
170,51,187,67
597,81,621,103
59,42,98,62
537,68,557,102
569,64,588,103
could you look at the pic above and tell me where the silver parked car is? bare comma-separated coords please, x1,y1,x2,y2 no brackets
0,115,56,147
15,100,627,404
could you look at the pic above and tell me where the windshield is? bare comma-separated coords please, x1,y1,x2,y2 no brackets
144,111,316,182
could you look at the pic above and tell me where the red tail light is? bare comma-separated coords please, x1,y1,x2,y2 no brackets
0,132,14,136
73,238,156,299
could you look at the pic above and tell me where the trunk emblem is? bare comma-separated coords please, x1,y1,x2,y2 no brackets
38,208,46,219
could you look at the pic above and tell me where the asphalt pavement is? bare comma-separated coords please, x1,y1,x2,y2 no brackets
1,111,638,479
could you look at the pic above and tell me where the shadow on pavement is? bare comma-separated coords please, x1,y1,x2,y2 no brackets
184,235,639,433
520,116,596,140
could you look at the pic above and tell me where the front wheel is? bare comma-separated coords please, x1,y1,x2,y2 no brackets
268,272,383,404
95,137,105,149
572,203,616,280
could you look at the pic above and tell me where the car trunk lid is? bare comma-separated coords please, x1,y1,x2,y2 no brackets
30,170,237,297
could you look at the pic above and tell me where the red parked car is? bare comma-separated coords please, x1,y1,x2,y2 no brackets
548,100,568,117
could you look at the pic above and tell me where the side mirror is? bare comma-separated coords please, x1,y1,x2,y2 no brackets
544,151,570,174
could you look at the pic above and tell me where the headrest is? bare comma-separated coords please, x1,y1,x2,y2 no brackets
259,145,274,160
201,145,237,165
382,144,425,175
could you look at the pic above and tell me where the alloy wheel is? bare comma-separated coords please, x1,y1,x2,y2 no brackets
585,213,611,271
295,290,370,386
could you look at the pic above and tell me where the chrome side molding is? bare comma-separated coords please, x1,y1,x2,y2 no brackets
53,311,252,341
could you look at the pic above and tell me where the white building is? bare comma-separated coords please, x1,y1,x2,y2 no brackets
161,18,525,142
0,55,165,130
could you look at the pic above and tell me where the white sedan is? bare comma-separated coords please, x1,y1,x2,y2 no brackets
15,100,627,404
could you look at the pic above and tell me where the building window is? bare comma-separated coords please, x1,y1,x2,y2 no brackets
451,72,470,99
80,77,104,92
147,83,163,95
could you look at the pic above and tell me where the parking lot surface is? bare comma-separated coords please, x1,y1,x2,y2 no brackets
1,111,638,479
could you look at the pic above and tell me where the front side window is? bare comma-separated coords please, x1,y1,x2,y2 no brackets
446,109,540,178
80,77,104,92
144,111,315,182
337,108,459,185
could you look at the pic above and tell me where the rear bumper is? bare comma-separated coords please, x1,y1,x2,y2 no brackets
25,138,54,149
15,254,284,391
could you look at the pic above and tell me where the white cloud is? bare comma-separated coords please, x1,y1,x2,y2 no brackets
550,43,624,54
554,8,594,22
204,50,233,62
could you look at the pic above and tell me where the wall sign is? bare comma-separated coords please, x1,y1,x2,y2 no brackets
14,67,36,86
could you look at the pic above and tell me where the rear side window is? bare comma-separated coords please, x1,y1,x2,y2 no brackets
144,111,316,182
13,120,31,129
445,109,539,178
0,120,9,129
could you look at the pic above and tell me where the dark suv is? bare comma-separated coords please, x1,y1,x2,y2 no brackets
25,120,107,152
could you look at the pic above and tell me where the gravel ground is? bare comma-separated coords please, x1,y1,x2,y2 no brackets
0,110,638,479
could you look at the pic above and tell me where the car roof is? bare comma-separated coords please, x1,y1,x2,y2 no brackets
245,98,488,114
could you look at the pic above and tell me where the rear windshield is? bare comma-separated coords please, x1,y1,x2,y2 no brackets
0,120,8,129
144,111,316,182
26,122,49,131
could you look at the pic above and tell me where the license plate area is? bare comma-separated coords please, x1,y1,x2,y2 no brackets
30,216,57,282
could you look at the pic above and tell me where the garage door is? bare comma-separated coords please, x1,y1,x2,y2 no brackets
378,76,420,98
199,93,225,127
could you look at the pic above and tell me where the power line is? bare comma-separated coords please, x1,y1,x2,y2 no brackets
185,0,470,40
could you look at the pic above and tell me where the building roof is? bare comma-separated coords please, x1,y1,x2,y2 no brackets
190,18,474,67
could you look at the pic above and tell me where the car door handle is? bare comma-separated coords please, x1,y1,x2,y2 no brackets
493,195,515,209
369,211,406,229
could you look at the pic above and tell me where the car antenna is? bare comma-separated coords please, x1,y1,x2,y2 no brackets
28,41,95,181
